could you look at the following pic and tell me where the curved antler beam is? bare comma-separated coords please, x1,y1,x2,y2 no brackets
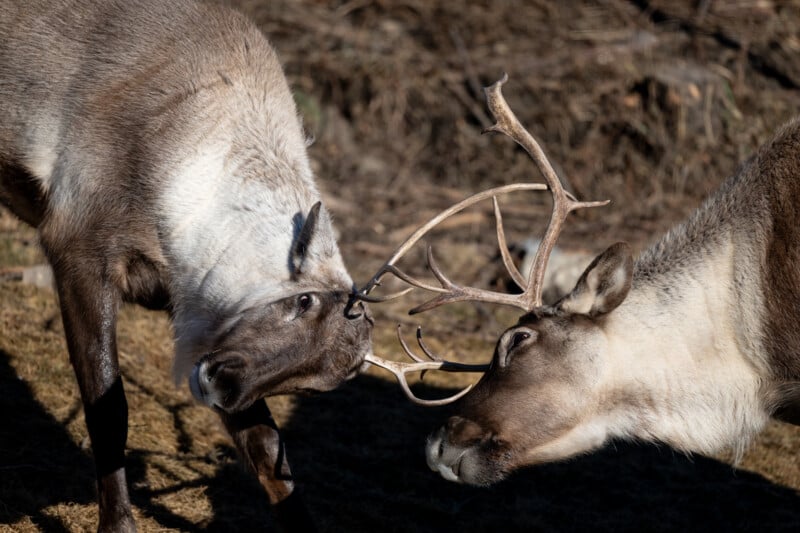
363,326,488,406
357,183,547,301
484,74,609,308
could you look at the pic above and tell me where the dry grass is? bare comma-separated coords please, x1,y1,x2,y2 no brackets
2,0,800,531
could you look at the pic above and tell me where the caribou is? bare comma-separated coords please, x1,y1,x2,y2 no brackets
361,75,800,487
0,0,372,531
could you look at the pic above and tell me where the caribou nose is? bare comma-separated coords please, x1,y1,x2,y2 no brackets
446,416,487,447
189,355,246,409
426,425,465,483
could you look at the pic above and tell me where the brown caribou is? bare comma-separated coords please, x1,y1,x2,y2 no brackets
0,0,372,530
361,75,800,487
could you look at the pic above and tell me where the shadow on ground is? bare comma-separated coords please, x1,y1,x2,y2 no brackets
2,348,799,532
0,348,95,532
0,346,276,532
283,375,800,533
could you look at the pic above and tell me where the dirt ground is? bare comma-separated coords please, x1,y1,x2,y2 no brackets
2,0,800,531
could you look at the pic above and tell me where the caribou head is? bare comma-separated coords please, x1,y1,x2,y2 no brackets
187,202,374,412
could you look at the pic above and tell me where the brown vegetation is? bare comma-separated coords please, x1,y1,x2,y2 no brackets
2,0,800,531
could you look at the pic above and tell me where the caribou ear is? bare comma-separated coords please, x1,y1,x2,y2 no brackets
556,242,633,317
291,201,322,277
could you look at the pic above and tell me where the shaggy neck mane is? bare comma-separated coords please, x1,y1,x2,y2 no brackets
597,167,770,458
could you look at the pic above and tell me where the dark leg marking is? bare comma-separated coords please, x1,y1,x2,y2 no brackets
219,400,317,532
51,257,135,533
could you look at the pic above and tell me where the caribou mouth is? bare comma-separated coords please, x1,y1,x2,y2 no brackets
348,348,374,379
426,426,480,484
343,360,369,381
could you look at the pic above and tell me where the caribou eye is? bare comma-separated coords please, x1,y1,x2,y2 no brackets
297,293,314,315
509,331,531,351
499,329,533,368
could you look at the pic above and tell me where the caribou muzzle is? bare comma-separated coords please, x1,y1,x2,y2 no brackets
190,342,370,413
190,352,248,411
425,415,511,486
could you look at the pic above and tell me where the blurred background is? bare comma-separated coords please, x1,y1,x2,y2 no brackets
2,0,800,531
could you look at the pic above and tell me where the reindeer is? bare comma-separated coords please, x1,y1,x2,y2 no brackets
0,0,372,530
361,75,800,487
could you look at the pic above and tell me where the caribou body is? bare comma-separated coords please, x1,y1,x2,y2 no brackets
362,77,800,487
0,0,372,530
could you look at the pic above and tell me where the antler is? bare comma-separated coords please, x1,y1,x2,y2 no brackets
364,326,488,406
358,74,609,406
358,74,608,312
483,73,609,308
357,182,547,306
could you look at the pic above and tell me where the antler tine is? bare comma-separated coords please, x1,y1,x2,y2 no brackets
416,326,442,362
483,74,609,308
363,326,489,406
409,245,535,314
416,326,443,381
493,196,526,289
357,183,547,302
399,325,428,364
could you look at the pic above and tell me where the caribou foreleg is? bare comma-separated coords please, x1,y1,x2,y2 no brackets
49,254,135,533
218,400,316,532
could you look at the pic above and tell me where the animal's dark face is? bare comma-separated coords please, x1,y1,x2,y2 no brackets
190,289,372,411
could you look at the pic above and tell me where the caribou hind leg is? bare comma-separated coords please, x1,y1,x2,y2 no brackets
45,250,135,533
219,400,316,532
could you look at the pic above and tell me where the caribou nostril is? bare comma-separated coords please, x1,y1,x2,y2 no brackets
446,416,487,447
204,356,248,383
452,453,465,478
345,299,364,320
205,361,224,381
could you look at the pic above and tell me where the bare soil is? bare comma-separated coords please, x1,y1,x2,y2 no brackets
2,0,800,531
